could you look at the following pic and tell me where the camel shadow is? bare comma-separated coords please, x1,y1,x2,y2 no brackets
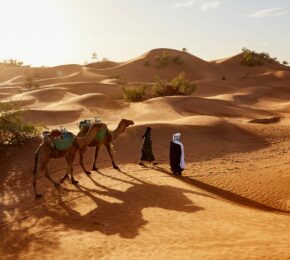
37,172,206,239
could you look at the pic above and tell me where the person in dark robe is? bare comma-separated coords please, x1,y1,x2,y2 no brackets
139,127,157,166
170,133,185,175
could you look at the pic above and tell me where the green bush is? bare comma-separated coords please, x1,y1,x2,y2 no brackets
241,48,279,66
122,86,146,102
172,55,183,65
0,103,43,146
143,59,150,66
154,52,184,68
242,51,263,66
108,75,127,85
153,72,196,96
155,51,171,68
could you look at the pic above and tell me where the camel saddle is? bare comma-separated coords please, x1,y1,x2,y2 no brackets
79,119,106,142
42,129,75,151
79,119,92,130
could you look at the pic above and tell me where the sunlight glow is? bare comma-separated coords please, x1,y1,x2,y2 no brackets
0,0,289,66
0,0,75,66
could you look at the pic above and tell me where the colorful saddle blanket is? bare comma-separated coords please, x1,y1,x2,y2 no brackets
43,129,75,151
79,119,107,142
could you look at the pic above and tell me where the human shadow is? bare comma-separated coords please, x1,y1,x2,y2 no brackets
152,165,290,214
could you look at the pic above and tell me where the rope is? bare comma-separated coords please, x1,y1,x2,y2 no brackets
131,127,143,149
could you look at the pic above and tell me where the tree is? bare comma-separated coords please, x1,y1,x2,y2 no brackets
182,47,188,52
282,60,288,66
91,52,98,61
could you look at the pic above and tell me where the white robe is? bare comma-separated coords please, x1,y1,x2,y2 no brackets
172,134,185,169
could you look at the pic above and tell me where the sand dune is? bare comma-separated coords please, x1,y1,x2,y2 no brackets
88,48,218,82
125,96,274,122
23,108,82,125
0,48,290,259
48,93,121,109
11,87,71,103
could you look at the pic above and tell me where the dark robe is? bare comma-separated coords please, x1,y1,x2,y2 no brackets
140,131,155,162
170,141,183,174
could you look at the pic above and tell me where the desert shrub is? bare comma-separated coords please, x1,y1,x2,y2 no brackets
108,75,127,85
172,55,183,65
153,72,196,96
259,52,270,60
122,86,146,102
242,51,263,66
170,72,196,95
153,76,171,96
241,48,280,66
155,51,171,68
143,59,150,66
24,74,39,89
0,103,43,146
154,51,185,68
0,59,23,67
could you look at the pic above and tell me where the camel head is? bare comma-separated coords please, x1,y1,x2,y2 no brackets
110,119,134,141
119,118,134,128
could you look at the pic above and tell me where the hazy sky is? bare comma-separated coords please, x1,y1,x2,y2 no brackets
0,0,289,66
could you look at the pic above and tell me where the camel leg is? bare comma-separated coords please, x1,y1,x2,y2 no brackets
59,156,70,183
33,164,42,198
105,143,119,170
92,146,100,171
33,150,46,198
79,148,91,175
66,154,78,185
44,164,59,187
69,163,78,185
59,168,69,183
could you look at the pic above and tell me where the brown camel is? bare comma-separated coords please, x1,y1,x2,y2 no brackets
32,123,103,198
77,119,134,174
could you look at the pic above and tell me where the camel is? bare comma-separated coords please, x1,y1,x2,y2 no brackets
77,119,134,174
32,123,103,198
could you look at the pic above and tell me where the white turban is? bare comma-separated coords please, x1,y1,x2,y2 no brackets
173,133,181,142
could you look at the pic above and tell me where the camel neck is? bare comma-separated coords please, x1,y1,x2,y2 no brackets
112,123,125,140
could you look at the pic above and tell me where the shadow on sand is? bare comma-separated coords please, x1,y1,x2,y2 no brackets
36,170,206,239
152,165,290,214
1,167,208,257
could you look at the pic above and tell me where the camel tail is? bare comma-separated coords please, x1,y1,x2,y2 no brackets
33,150,39,175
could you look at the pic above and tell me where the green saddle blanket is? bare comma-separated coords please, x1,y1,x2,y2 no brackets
53,132,75,151
95,128,107,142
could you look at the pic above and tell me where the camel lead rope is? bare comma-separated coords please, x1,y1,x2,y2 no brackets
132,128,143,149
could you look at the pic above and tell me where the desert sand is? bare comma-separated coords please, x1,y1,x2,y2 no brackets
0,48,290,259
